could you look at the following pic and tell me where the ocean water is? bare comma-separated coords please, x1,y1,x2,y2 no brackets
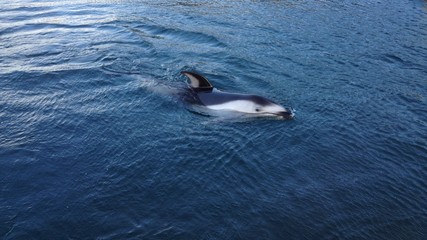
1,0,426,239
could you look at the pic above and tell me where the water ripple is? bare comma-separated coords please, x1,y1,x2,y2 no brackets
1,0,426,239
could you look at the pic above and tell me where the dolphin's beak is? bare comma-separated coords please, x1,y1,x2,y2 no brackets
276,109,294,119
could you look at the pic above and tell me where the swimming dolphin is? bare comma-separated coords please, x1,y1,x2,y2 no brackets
181,71,294,119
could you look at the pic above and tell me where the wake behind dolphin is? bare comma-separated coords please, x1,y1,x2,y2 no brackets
181,71,294,120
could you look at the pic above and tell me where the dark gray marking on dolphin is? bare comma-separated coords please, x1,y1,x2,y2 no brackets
181,71,294,119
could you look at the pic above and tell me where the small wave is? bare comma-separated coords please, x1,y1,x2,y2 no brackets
130,24,227,48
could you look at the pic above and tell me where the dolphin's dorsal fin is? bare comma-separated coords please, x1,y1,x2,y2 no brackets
181,71,213,92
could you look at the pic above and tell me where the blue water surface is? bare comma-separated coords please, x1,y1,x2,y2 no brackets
1,0,426,239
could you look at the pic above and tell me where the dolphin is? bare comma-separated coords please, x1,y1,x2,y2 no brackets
181,71,294,119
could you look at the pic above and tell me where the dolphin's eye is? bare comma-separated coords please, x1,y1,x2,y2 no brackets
255,108,260,112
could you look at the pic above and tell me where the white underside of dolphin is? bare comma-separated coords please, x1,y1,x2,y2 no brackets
181,71,294,119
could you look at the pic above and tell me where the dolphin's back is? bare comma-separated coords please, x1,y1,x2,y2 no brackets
197,91,274,106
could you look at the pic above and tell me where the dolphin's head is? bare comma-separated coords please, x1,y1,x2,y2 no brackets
245,96,294,119
254,102,294,119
